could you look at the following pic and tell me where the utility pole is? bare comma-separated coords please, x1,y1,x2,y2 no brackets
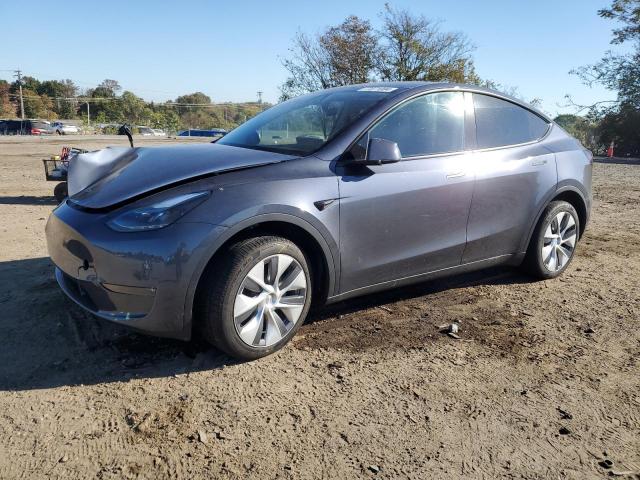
86,101,90,126
14,70,25,120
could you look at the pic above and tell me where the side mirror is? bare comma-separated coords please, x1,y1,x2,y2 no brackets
118,124,134,148
365,138,402,165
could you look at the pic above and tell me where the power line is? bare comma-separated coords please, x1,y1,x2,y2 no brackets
2,68,270,106
6,93,262,108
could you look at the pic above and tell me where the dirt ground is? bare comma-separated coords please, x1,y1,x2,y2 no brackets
0,135,638,479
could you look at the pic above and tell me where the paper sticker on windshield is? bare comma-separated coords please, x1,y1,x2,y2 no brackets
357,87,398,93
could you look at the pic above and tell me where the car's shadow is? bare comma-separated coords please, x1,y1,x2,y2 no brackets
0,195,59,205
593,156,640,166
308,266,533,324
0,257,533,392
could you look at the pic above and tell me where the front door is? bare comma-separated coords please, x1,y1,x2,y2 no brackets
337,91,475,294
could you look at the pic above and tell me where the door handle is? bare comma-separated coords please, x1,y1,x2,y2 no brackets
531,158,547,166
446,171,466,179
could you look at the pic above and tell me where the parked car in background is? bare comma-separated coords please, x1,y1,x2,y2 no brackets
0,119,54,135
152,129,166,136
46,82,592,360
49,121,81,135
30,121,52,135
178,128,227,137
138,127,155,136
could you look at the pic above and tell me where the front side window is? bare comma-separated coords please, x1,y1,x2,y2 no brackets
473,94,550,149
218,89,393,156
367,91,466,158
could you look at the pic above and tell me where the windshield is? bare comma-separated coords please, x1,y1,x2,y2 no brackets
218,88,395,155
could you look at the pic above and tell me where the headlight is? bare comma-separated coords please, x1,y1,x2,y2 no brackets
107,191,210,232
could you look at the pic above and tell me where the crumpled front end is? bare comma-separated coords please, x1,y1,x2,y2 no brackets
45,201,225,340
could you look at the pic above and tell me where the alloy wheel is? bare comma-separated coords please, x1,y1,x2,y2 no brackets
233,254,307,348
542,211,577,272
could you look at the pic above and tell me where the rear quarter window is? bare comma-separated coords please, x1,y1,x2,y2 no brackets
473,94,549,149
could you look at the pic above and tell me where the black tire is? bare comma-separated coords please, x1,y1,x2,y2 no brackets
523,200,580,279
53,182,68,203
196,236,312,360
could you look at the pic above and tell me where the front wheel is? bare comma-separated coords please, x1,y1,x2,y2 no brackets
196,236,312,360
53,182,68,203
523,200,580,279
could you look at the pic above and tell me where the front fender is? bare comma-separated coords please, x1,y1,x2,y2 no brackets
181,209,340,336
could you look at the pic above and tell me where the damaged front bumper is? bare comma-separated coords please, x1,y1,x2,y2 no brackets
45,201,224,340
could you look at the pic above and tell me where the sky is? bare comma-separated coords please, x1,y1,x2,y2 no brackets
0,0,630,116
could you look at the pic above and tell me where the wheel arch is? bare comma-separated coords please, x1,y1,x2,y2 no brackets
184,214,338,337
551,189,588,238
522,186,589,254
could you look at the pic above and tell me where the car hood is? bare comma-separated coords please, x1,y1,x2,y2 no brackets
68,143,295,210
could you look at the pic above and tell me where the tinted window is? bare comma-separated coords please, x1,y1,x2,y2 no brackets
473,94,549,149
368,92,465,157
219,88,392,155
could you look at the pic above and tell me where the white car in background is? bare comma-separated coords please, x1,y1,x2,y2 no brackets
138,127,166,136
138,127,165,136
49,122,81,135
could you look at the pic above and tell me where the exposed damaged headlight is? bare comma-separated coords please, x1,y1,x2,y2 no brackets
107,191,210,232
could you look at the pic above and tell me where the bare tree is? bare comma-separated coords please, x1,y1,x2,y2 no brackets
279,7,484,100
376,4,477,83
280,16,378,100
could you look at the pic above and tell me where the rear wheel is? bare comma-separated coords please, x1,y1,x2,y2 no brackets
197,236,312,360
524,201,580,279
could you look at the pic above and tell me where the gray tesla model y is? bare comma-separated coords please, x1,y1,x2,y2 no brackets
46,82,592,359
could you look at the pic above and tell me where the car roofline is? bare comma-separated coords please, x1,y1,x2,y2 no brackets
321,81,550,122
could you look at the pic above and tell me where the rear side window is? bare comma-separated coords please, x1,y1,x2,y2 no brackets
369,91,465,157
473,94,549,149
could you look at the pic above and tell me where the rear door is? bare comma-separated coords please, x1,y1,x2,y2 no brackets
338,91,476,293
462,93,556,263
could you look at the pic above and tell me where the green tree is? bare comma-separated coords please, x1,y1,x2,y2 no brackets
172,92,213,127
572,0,639,109
554,114,598,150
599,0,640,44
151,107,181,133
180,109,214,129
570,0,640,155
596,105,640,155
83,79,125,122
16,76,41,93
119,91,152,124
38,79,78,118
91,79,122,98
21,89,55,119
